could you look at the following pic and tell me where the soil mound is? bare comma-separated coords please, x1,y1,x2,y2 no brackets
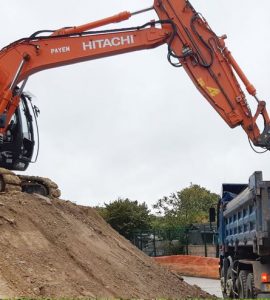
0,191,212,298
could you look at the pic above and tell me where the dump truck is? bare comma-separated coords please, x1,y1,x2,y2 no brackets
215,171,270,298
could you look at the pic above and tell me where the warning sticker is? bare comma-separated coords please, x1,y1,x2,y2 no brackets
197,78,220,97
206,86,221,97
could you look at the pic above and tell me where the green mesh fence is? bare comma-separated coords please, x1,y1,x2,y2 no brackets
131,224,218,257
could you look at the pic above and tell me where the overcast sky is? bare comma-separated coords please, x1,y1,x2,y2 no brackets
2,1,270,208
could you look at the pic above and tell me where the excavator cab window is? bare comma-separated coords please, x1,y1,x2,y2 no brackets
0,93,36,171
19,100,32,140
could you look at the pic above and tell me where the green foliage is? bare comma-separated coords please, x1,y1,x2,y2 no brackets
96,184,218,236
153,184,218,228
97,198,151,239
95,205,108,219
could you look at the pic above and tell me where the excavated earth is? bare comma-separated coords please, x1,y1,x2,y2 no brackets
0,190,213,299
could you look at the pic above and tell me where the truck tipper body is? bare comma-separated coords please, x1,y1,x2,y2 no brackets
218,171,270,298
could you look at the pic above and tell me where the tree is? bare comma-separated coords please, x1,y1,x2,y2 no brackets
153,184,218,228
96,198,151,239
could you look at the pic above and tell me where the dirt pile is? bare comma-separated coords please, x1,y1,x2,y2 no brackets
0,191,212,299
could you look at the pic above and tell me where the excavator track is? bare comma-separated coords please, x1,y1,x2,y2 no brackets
0,167,21,193
19,175,61,198
0,168,61,198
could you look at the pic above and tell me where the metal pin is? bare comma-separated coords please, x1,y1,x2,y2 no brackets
131,6,154,16
254,95,260,104
17,78,29,96
10,54,29,91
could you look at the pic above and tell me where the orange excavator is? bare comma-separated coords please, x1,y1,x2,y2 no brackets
0,0,269,194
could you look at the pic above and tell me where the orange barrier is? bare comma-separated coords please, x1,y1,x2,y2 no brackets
154,255,219,279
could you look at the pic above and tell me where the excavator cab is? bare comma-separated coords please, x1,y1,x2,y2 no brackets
0,92,37,171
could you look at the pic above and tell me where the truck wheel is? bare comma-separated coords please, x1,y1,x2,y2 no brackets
221,266,226,298
246,273,256,298
237,270,248,298
225,266,234,298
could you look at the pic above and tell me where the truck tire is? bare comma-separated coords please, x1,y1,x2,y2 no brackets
237,270,248,299
221,266,226,298
225,266,234,298
246,272,256,298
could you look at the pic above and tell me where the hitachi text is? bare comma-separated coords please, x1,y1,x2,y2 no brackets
82,35,135,50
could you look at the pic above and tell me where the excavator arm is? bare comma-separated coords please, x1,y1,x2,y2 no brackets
153,0,270,149
0,0,269,171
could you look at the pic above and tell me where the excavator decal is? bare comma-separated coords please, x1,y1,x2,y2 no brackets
50,47,71,54
82,35,135,50
206,87,221,97
197,78,221,98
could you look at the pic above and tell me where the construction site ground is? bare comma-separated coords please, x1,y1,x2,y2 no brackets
0,191,214,299
183,276,222,298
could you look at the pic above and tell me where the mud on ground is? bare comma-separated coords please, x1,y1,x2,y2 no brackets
0,191,213,299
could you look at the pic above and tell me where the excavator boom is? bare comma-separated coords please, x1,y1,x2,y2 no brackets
0,0,269,171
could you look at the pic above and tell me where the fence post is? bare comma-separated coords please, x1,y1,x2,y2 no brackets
185,229,189,255
153,230,157,257
203,225,208,257
168,229,171,256
140,230,143,250
132,231,135,246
